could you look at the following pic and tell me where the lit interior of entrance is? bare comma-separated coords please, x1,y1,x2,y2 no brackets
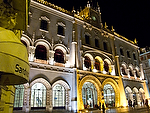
82,82,97,109
31,83,46,109
103,84,115,107
53,84,65,109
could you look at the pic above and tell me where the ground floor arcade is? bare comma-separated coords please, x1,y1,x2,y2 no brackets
13,75,148,112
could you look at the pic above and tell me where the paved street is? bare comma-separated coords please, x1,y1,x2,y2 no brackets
13,107,150,113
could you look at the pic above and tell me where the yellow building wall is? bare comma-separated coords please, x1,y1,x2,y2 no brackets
0,85,15,113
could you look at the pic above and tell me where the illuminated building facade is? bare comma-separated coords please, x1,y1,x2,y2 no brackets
140,47,150,93
13,0,149,112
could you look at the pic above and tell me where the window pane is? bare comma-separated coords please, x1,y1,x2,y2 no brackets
84,56,91,68
95,59,100,71
31,83,46,108
54,49,64,63
35,45,47,60
14,85,24,108
120,48,124,56
127,51,131,58
40,20,48,31
85,35,90,45
58,25,64,36
104,61,109,72
53,84,65,108
95,39,99,47
103,42,107,50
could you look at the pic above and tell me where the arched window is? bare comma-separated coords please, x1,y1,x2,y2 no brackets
104,84,115,107
129,67,134,76
82,82,97,109
40,19,48,31
54,49,64,63
31,83,46,108
103,42,108,51
135,69,140,78
53,84,65,109
121,66,127,75
35,45,47,60
104,61,109,72
95,59,100,71
84,56,91,68
14,85,24,110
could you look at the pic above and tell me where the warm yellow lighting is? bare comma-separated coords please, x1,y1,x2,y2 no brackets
92,68,97,73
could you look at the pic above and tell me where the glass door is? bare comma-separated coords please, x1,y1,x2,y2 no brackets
53,84,65,109
31,83,46,109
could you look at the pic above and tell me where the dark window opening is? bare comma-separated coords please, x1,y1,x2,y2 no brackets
135,70,140,77
95,59,100,71
120,48,124,56
84,56,91,68
127,51,131,58
104,61,109,72
58,25,64,36
54,49,64,63
129,68,134,76
35,45,47,60
95,39,99,47
121,66,127,75
40,20,48,31
133,53,137,60
85,35,90,45
103,42,108,51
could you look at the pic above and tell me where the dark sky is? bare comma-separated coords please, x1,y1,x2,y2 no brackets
46,0,150,48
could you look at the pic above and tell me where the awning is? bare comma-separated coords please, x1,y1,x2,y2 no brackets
0,27,29,85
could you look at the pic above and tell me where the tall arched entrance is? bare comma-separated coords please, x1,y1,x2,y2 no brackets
103,84,115,107
101,78,120,107
31,83,46,109
82,82,97,108
52,84,66,109
78,75,102,110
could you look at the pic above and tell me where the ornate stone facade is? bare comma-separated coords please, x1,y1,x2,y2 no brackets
12,0,149,112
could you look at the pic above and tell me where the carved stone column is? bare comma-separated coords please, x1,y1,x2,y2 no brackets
65,89,71,111
29,46,35,62
46,88,53,112
23,86,31,113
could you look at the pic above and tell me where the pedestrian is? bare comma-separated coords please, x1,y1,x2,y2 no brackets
101,97,106,113
145,99,149,110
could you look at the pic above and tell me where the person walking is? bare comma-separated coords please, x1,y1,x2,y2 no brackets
101,97,106,113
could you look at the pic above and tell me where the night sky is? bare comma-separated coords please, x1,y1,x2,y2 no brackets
46,0,150,48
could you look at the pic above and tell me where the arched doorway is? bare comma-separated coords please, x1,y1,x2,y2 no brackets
53,84,66,109
13,84,24,110
125,87,133,106
31,83,46,109
103,84,115,107
139,88,145,106
82,82,97,109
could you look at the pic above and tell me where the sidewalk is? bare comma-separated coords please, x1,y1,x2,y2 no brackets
81,106,149,113
13,106,150,113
